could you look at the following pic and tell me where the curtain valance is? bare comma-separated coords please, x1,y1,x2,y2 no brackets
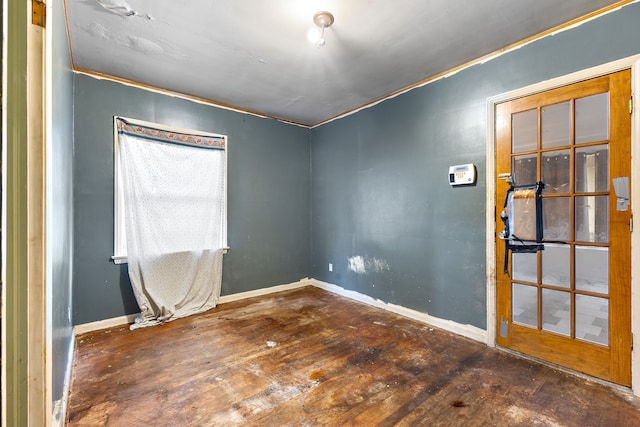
116,117,225,150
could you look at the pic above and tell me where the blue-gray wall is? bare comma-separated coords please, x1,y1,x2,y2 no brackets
51,0,75,411
72,76,310,324
310,2,640,329
73,3,640,330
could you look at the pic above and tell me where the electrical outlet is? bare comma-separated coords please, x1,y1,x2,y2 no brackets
329,263,333,272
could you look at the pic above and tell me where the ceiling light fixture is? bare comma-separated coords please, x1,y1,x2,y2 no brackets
308,11,334,47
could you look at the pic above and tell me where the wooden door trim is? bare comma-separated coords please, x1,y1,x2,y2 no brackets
485,54,640,396
27,0,48,424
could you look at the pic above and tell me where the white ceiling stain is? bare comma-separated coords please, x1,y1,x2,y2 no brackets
81,23,165,56
95,0,151,19
65,0,629,126
127,36,164,55
83,22,110,39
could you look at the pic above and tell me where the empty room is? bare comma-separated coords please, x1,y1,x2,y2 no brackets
5,0,640,425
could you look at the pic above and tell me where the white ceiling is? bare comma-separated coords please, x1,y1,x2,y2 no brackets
66,0,624,126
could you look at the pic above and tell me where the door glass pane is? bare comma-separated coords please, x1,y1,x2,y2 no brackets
575,195,609,243
542,149,570,194
512,252,537,283
576,295,608,346
542,289,571,336
512,109,537,153
542,243,570,288
512,154,537,186
543,196,570,241
575,144,608,193
541,102,570,148
576,92,609,144
576,246,608,294
512,283,537,327
513,193,537,241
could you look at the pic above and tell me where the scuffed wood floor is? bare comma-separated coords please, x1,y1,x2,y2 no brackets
67,286,640,426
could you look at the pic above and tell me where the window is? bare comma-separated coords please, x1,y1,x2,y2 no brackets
112,116,227,264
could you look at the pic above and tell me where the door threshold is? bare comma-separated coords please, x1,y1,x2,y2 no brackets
495,345,635,399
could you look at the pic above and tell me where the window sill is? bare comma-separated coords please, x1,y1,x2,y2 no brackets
111,247,229,265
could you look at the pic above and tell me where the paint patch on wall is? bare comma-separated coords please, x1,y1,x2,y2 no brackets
370,257,390,273
348,256,390,275
348,256,366,274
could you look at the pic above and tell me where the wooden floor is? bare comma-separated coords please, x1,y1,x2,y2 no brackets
67,286,640,426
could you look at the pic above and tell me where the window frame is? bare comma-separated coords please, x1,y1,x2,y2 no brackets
111,116,228,264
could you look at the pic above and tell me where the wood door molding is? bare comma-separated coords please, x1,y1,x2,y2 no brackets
27,0,48,424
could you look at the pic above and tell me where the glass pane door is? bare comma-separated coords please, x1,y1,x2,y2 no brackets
509,92,610,345
495,70,631,386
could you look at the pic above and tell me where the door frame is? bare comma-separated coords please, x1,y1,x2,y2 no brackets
486,55,640,396
2,0,49,425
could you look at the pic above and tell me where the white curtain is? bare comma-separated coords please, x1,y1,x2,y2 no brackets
117,118,225,328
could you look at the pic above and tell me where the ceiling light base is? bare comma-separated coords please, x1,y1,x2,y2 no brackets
313,11,334,28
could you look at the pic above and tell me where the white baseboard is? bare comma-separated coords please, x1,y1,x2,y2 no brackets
73,313,139,335
72,278,313,335
52,331,75,427
309,279,488,344
217,278,312,304
72,277,487,345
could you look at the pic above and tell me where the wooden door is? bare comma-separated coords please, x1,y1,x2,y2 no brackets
495,70,632,386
